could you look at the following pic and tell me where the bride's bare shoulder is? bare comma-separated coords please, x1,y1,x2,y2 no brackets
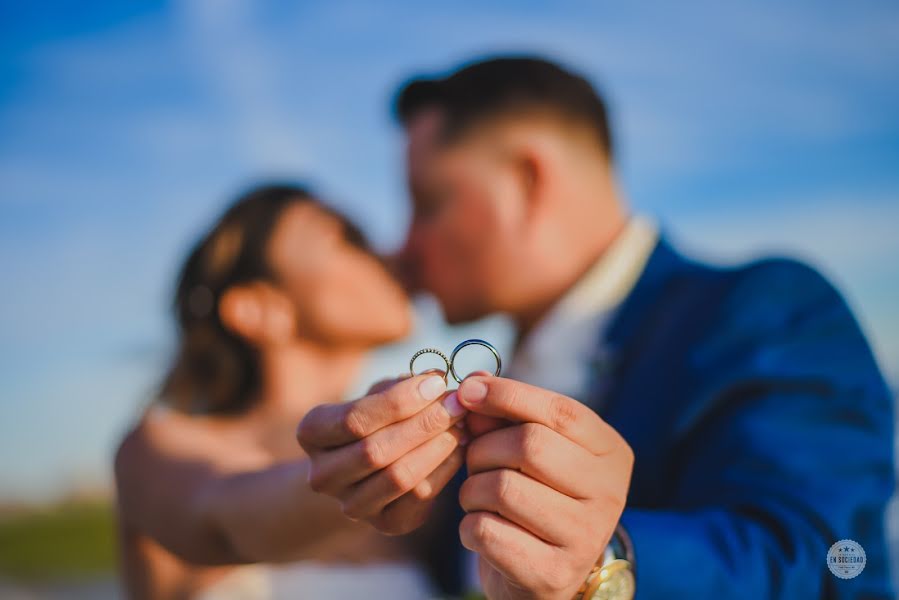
119,405,207,457
115,404,262,486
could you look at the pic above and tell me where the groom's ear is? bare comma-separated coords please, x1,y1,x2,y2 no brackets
508,140,548,230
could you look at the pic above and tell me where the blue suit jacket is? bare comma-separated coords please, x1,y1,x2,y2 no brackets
424,235,895,599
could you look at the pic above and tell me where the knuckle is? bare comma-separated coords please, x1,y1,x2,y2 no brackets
358,437,386,469
469,513,496,545
384,460,417,494
602,488,629,515
417,403,449,437
380,389,406,418
548,393,578,434
518,422,546,467
493,469,519,507
501,383,526,415
342,406,369,439
459,512,487,550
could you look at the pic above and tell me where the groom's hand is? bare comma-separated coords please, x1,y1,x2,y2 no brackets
296,373,467,535
457,376,633,600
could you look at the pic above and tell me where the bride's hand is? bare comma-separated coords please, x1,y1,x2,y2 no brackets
296,373,467,534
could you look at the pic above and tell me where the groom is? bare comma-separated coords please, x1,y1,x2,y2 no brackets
299,56,894,599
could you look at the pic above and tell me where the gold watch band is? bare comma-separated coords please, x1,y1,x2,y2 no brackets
572,526,635,600
577,559,635,600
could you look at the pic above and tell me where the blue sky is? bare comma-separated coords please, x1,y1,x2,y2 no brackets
1,0,897,500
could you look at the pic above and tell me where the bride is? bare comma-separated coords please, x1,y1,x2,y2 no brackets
114,184,440,599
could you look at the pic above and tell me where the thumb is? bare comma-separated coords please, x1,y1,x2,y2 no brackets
461,370,508,437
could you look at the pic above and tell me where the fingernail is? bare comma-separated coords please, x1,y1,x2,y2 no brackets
442,391,466,417
458,433,470,446
459,378,487,405
419,375,447,402
454,421,466,430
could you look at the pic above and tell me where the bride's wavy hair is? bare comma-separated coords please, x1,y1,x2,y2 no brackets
159,184,366,415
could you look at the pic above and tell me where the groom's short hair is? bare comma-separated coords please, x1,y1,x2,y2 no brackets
394,55,613,160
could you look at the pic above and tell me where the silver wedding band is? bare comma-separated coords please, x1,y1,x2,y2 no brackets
409,339,502,384
450,338,502,383
409,347,451,382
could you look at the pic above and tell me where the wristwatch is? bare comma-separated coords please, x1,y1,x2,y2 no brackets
572,524,635,600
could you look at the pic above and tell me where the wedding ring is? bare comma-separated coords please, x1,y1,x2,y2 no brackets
409,347,451,381
449,338,502,384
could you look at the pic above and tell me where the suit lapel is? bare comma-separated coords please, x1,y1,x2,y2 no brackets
585,235,690,419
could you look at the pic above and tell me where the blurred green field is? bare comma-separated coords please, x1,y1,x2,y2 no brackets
0,500,116,581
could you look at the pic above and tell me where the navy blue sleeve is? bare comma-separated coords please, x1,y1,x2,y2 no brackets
620,259,895,599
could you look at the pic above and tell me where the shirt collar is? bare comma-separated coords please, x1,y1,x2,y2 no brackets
504,215,659,401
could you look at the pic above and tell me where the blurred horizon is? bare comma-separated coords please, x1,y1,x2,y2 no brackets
1,0,898,503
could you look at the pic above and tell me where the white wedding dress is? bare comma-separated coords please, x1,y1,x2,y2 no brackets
196,561,437,600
